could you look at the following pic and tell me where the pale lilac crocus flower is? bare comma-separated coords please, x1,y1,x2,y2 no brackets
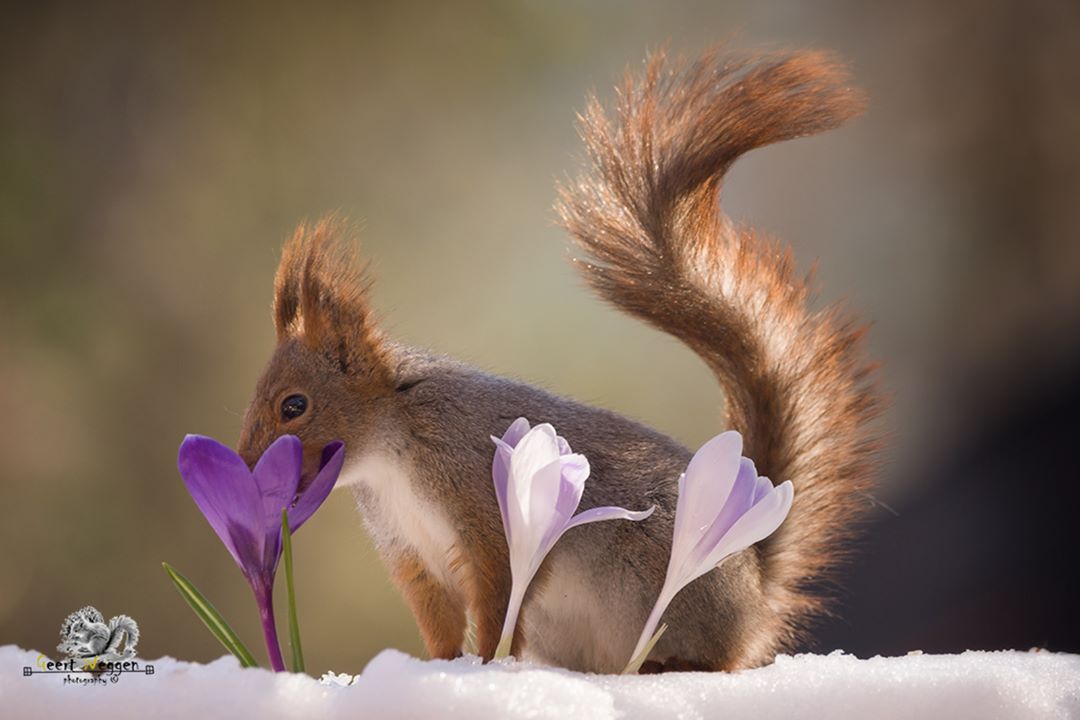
177,434,344,671
625,431,794,672
492,418,655,659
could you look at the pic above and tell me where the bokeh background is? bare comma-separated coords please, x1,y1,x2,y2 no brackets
2,1,1078,674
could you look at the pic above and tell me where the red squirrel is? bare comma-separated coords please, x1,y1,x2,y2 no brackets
237,47,881,673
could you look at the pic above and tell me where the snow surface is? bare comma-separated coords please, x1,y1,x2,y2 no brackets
1,645,1077,719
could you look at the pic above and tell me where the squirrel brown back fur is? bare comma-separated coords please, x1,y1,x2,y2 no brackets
556,48,882,644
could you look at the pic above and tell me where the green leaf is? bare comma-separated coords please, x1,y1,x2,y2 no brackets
622,623,668,674
282,509,305,673
162,562,258,668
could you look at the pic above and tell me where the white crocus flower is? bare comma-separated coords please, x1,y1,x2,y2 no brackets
491,418,655,659
625,431,794,673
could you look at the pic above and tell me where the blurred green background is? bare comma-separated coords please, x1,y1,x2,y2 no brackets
2,1,1078,674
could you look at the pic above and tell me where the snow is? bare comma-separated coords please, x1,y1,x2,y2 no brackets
2,645,1077,719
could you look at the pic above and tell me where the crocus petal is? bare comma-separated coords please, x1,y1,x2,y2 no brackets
564,504,656,532
252,435,304,534
526,457,566,544
533,503,655,576
559,453,589,486
493,435,531,550
509,424,562,521
177,434,265,575
682,458,759,573
751,474,774,504
289,441,345,532
709,457,759,538
662,459,755,591
670,432,743,562
251,435,304,576
228,525,267,587
491,436,516,544
703,480,794,569
499,417,532,448
680,432,743,525
551,453,590,527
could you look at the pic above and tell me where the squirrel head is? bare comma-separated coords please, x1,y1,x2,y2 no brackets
237,218,394,485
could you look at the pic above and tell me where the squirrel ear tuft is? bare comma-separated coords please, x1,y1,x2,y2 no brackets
273,224,307,337
273,217,388,378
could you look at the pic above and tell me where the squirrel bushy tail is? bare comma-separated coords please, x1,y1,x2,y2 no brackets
556,48,882,647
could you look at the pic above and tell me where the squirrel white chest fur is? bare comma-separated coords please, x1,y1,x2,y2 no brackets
338,453,464,593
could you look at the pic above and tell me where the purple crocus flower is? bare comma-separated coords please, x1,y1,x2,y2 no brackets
491,418,655,658
177,434,344,672
625,430,793,671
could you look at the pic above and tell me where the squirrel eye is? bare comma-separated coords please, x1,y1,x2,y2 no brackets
280,394,308,421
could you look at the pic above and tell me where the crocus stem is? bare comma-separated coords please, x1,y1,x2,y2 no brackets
256,586,286,672
494,587,525,659
623,623,668,675
281,510,305,673
624,591,672,673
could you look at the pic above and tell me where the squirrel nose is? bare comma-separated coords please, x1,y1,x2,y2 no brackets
235,428,263,470
238,448,260,470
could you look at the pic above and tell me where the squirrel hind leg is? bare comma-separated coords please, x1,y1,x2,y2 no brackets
646,553,778,671
461,546,538,661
